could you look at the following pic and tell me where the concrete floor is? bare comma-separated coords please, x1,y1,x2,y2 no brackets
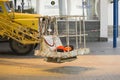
0,40,120,80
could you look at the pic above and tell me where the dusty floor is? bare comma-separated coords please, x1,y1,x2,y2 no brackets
0,41,120,80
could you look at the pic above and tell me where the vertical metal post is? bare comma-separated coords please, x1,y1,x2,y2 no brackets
66,16,70,47
82,0,86,48
79,17,82,44
21,0,24,12
14,0,17,10
116,0,119,38
75,17,78,49
113,0,119,48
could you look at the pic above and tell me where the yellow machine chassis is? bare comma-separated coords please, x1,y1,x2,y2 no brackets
0,15,40,45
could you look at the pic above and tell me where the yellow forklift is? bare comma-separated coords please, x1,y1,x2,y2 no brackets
0,0,41,55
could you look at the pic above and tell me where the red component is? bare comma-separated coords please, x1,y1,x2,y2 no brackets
55,45,74,52
57,46,64,49
64,46,72,52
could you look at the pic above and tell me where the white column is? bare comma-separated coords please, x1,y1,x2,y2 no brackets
59,0,67,16
86,0,96,20
100,0,108,37
36,0,40,14
36,0,44,15
67,0,71,15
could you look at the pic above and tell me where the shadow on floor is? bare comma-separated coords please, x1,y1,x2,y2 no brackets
44,66,95,75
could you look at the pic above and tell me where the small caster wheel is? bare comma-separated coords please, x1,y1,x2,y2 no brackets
56,58,61,63
44,58,48,61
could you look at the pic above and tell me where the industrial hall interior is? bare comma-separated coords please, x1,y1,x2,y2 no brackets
0,0,120,80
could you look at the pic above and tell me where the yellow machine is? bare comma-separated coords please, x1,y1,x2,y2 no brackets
0,0,41,55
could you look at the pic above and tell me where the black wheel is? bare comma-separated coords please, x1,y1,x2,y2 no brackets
9,39,34,55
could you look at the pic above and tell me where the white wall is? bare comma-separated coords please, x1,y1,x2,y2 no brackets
12,0,120,26
36,0,84,16
108,1,120,25
100,0,108,37
68,0,83,15
36,0,59,16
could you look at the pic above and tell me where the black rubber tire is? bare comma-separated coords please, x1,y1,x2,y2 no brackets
9,39,34,55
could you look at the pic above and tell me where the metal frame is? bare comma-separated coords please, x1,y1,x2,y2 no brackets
0,15,40,44
113,0,119,48
35,15,89,58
